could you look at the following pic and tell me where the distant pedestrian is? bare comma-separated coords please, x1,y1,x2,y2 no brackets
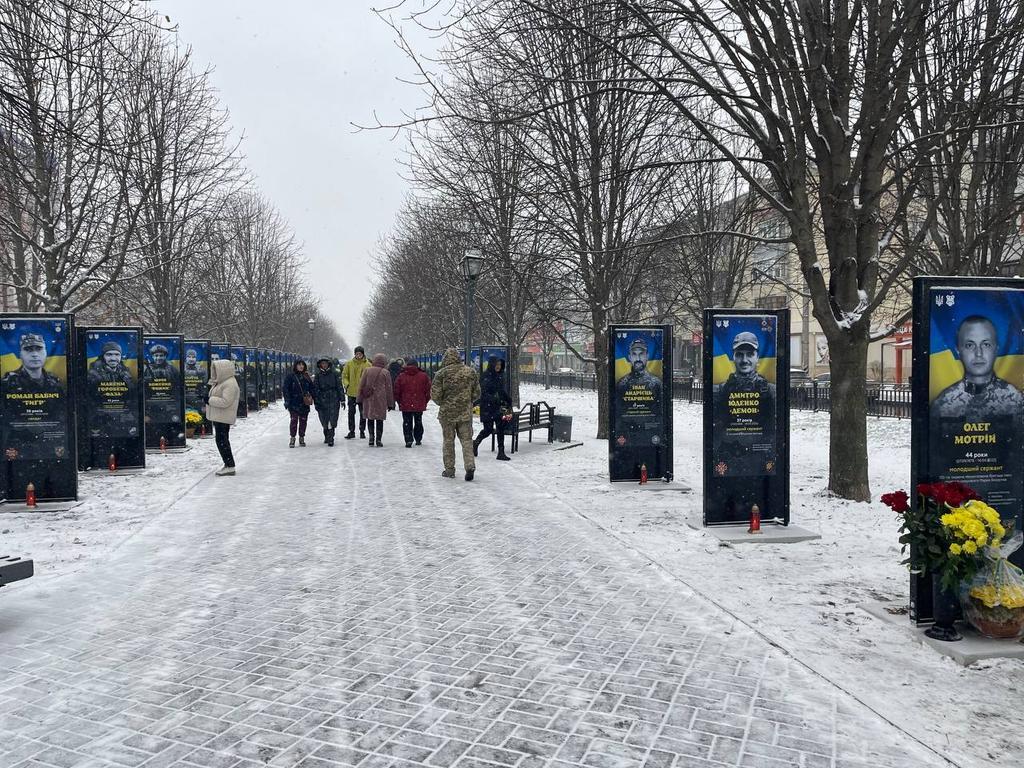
342,346,371,439
394,356,431,448
474,357,513,461
284,359,314,447
205,359,240,476
313,357,343,446
431,347,481,481
357,353,395,447
388,357,404,383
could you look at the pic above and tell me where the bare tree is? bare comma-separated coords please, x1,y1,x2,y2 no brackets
0,0,155,311
114,31,242,331
527,0,1024,500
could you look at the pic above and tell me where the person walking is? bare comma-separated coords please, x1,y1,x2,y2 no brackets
357,353,395,447
342,346,371,439
284,359,314,447
205,359,240,476
313,357,343,446
474,357,513,461
430,347,481,481
393,356,431,448
388,357,404,384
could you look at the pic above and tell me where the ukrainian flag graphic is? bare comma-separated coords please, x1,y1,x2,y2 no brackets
613,328,664,382
711,315,778,386
929,287,1024,402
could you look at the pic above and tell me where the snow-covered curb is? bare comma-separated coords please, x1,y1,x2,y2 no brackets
0,406,284,585
510,384,1023,768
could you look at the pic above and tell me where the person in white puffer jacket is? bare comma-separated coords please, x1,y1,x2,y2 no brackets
206,358,240,476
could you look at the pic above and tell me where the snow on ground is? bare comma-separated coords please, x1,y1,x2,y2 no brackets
508,384,1023,768
2,388,1021,767
0,405,280,583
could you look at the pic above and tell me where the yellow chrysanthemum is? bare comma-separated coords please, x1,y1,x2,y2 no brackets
963,541,978,554
949,543,962,555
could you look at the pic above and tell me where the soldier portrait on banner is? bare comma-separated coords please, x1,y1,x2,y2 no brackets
928,287,1024,522
0,319,69,460
85,332,139,439
710,315,778,477
612,329,664,445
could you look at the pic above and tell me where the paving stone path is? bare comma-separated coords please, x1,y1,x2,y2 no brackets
0,416,945,768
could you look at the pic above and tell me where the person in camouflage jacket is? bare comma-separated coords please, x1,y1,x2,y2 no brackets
430,347,481,480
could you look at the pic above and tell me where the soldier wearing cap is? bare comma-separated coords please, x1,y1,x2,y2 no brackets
613,337,664,450
3,332,63,395
615,337,663,409
182,346,207,397
713,330,777,474
144,343,180,387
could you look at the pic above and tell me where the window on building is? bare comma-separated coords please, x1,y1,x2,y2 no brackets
755,294,788,310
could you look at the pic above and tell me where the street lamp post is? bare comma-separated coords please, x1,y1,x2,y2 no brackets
307,318,316,362
462,249,485,361
382,331,389,354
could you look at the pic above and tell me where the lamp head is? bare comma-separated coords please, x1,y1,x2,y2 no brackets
462,249,484,281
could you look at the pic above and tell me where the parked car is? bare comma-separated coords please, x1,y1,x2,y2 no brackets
813,373,831,385
555,367,576,375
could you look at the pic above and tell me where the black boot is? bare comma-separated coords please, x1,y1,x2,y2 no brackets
328,429,335,447
497,450,510,461
472,436,482,457
324,429,330,444
344,431,355,439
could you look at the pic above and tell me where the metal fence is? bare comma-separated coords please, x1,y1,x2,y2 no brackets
520,372,912,419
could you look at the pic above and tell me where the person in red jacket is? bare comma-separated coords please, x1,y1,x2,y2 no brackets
393,357,432,447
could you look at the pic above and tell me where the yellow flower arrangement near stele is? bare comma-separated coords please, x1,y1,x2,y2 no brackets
969,583,1024,610
184,410,204,427
939,499,1005,555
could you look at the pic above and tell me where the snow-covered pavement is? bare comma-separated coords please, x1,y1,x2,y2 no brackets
0,397,985,767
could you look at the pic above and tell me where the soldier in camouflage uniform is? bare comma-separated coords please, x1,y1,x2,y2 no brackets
86,341,137,437
430,347,481,481
2,332,65,459
3,333,63,396
931,315,1024,430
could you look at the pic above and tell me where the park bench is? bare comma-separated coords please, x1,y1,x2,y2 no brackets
0,555,33,588
509,401,556,454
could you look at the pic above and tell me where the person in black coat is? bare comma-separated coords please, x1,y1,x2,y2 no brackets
313,357,343,446
283,359,314,447
473,357,513,461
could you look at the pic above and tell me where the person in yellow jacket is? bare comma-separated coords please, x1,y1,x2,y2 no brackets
342,346,371,438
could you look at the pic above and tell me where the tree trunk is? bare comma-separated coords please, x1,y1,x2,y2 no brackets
510,344,521,407
828,334,871,501
594,325,609,439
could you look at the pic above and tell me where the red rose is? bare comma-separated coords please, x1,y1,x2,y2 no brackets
942,481,978,507
916,483,937,502
881,490,911,513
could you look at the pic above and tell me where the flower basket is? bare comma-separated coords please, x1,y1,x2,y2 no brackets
961,533,1024,639
184,409,203,439
962,595,1024,639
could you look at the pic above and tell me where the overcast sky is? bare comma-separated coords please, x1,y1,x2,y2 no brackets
158,1,432,347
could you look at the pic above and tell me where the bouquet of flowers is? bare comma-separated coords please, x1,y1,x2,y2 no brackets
882,482,1003,589
883,481,1024,637
184,410,204,428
